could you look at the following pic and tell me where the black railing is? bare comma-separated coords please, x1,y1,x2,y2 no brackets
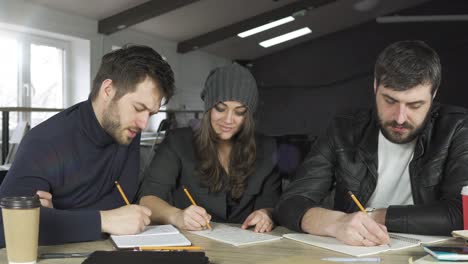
0,107,204,163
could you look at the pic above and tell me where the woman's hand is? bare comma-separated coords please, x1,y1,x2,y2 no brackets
241,208,274,233
172,205,211,231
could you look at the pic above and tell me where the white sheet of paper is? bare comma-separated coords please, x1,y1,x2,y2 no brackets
283,232,451,257
110,225,191,249
190,223,281,247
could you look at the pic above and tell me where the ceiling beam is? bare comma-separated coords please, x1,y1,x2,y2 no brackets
99,0,200,35
177,0,337,54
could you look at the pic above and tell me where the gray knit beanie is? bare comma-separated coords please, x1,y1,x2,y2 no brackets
201,64,258,112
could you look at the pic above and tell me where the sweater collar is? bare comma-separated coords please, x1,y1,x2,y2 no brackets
80,99,115,147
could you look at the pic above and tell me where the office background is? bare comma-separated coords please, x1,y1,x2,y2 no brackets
0,0,467,170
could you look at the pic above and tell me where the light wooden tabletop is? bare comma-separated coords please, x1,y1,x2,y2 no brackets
0,226,463,264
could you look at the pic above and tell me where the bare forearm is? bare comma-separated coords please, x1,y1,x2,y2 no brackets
139,195,180,225
301,207,346,237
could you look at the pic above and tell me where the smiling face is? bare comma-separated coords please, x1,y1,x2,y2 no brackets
375,82,433,144
210,101,247,142
101,76,163,145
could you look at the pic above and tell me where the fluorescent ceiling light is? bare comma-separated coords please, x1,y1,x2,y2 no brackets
259,27,312,48
377,15,468,23
238,16,295,38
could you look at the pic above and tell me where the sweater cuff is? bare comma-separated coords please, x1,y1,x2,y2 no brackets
39,208,102,245
275,196,315,232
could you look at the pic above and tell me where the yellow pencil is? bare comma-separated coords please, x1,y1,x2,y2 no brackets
115,181,130,205
183,186,212,229
348,191,367,214
138,246,203,251
348,191,390,246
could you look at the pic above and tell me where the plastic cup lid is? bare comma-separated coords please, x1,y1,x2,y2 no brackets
0,196,41,209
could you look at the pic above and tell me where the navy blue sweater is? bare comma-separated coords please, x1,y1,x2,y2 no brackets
0,100,140,247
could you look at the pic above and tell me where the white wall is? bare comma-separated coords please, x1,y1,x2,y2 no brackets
0,0,230,110
103,30,229,111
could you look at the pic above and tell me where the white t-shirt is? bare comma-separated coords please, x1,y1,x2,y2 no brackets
366,131,416,208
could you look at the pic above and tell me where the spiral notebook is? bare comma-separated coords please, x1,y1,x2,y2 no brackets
283,232,451,257
110,225,191,249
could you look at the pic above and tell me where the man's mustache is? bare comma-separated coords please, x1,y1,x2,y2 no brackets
384,121,413,130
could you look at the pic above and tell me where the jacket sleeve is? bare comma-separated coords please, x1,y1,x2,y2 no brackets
0,136,102,247
275,127,337,232
253,137,282,210
254,168,281,210
137,131,181,203
386,118,468,235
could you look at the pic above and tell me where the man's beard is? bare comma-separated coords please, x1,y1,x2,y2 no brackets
377,107,431,145
101,101,130,145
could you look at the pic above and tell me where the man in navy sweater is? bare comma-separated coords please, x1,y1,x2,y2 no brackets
0,44,175,246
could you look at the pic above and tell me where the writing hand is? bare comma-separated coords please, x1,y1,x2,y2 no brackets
172,205,211,231
100,204,152,235
332,211,389,246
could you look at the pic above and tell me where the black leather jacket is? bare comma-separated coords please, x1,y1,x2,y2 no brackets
276,103,468,235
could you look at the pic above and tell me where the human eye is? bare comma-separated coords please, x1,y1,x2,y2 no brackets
408,103,423,110
384,98,396,104
235,109,247,116
134,105,145,112
214,104,226,112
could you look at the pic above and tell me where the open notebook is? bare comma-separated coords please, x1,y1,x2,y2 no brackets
190,223,281,247
283,232,451,257
110,225,191,249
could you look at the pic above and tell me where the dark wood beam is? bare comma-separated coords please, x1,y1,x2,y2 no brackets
99,0,200,35
177,0,337,53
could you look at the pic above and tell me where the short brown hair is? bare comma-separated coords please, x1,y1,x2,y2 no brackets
90,44,175,103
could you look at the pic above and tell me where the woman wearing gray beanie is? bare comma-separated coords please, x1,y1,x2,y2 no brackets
139,64,280,232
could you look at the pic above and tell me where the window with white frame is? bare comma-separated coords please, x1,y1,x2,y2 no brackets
0,29,68,134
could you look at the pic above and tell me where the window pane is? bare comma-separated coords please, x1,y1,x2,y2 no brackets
0,36,19,139
30,44,64,127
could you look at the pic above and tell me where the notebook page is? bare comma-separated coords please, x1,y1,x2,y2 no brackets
283,233,451,257
388,233,450,251
111,233,191,248
190,223,281,247
112,225,180,238
110,225,191,248
283,233,389,257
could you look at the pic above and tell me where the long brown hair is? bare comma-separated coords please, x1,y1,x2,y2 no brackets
193,109,256,199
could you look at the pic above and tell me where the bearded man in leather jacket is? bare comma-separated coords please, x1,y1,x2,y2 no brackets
276,40,468,246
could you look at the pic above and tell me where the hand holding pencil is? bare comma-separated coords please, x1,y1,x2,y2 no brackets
171,186,212,231
99,181,152,235
332,191,389,246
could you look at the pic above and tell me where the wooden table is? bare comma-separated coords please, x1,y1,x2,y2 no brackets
0,227,462,264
